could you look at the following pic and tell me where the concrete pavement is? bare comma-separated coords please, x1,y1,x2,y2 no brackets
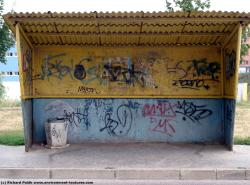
1,143,250,180
1,180,250,185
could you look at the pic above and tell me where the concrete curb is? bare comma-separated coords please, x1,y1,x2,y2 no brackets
0,168,249,180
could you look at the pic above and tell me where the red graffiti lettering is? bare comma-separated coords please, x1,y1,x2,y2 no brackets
151,118,176,137
142,102,176,118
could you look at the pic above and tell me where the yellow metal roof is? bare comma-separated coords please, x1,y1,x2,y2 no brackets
4,11,250,47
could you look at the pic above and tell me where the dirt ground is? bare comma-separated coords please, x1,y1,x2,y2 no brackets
0,108,23,132
235,107,250,137
0,107,249,137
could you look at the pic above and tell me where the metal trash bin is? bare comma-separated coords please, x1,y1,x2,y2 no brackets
45,119,69,148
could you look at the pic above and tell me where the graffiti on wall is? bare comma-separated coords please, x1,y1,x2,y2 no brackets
33,50,221,96
33,54,158,88
142,100,213,136
22,47,32,72
167,58,221,91
44,99,213,138
34,53,73,80
78,86,101,94
225,99,236,146
225,50,236,80
142,101,176,136
45,99,114,130
225,100,235,123
20,37,33,96
99,104,133,137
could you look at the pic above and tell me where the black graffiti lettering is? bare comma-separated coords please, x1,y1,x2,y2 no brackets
51,126,61,139
167,59,220,81
173,79,209,90
168,58,220,91
103,63,147,87
175,100,213,123
225,50,236,80
33,53,72,80
74,64,86,80
100,113,119,136
100,105,132,137
78,86,100,94
63,109,90,129
189,59,220,81
167,61,188,79
34,54,90,82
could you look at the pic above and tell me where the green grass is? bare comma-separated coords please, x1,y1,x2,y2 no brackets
236,102,250,107
0,131,24,146
0,99,21,108
234,137,250,145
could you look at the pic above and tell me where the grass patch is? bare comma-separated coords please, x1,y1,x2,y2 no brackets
0,99,21,108
236,102,250,108
234,136,250,145
0,131,24,146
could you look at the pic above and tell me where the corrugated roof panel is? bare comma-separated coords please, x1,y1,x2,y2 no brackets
139,36,153,45
101,35,138,45
7,11,250,19
154,36,166,44
216,35,227,44
22,24,32,32
183,23,228,33
86,36,99,45
47,36,56,44
143,11,189,18
189,11,250,18
37,35,46,44
99,23,140,33
97,11,143,18
178,36,193,45
223,24,237,32
139,35,178,45
62,36,72,45
56,23,98,33
22,23,57,33
53,12,96,18
178,35,219,45
142,23,184,33
29,36,37,45
5,11,250,46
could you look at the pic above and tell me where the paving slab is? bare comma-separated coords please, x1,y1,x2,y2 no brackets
116,169,180,180
180,169,216,180
0,143,250,179
217,169,246,180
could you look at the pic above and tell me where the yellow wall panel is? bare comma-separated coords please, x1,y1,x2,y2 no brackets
224,26,242,98
32,46,222,98
16,24,33,98
20,36,32,97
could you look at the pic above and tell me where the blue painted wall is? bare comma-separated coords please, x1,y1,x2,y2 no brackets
0,46,19,82
224,99,236,150
21,100,33,151
33,98,224,144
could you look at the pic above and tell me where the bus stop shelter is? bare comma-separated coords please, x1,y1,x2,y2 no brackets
4,11,250,151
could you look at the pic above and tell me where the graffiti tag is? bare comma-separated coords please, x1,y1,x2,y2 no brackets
100,104,133,137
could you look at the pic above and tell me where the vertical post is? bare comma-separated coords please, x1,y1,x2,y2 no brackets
16,23,33,151
221,47,224,97
224,24,242,151
235,25,243,97
16,23,25,98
